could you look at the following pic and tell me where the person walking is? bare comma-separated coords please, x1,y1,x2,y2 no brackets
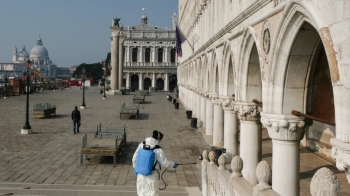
132,130,178,196
71,106,81,134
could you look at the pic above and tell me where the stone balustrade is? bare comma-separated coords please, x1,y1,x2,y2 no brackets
201,150,341,196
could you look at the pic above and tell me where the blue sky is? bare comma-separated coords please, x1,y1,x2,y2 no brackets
0,0,178,67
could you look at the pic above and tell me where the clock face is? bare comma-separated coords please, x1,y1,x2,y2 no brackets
263,28,270,54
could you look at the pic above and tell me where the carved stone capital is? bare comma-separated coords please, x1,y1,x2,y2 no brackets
233,102,260,121
260,113,312,141
210,93,220,104
202,90,209,98
331,138,350,183
221,97,235,111
196,88,202,94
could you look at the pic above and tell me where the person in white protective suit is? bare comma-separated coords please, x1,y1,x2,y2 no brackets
132,130,178,196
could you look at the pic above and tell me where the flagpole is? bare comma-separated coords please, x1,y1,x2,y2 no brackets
176,24,194,53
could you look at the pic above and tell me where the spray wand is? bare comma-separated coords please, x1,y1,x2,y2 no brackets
177,163,196,165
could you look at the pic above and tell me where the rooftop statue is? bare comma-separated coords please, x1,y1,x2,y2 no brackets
113,17,120,27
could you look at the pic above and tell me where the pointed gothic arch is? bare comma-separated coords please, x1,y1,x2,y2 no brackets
222,41,235,97
236,27,263,102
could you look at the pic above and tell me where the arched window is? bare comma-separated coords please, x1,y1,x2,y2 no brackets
170,48,176,62
145,48,151,62
132,48,138,62
158,48,163,62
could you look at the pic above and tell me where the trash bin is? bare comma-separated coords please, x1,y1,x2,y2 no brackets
186,110,192,119
175,102,179,109
190,118,197,128
172,98,177,104
169,96,173,102
210,146,226,166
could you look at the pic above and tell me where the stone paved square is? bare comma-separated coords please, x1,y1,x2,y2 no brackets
0,87,349,195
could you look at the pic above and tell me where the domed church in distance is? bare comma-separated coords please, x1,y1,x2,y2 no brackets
13,36,57,78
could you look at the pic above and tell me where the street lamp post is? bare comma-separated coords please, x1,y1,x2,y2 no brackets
102,72,107,99
4,71,8,99
21,60,33,134
33,77,36,94
80,68,86,109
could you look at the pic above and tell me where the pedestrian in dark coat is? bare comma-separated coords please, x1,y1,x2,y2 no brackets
71,106,81,134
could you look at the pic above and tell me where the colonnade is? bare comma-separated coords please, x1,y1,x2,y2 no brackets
124,46,176,64
178,85,311,194
124,71,175,91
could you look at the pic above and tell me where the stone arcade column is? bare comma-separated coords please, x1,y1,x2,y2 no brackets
126,73,130,89
189,87,193,110
154,47,158,63
212,93,224,146
181,86,186,107
139,47,144,63
233,102,261,185
260,113,312,196
182,86,187,108
192,88,196,113
222,97,238,161
200,90,207,128
118,35,126,89
205,92,214,136
195,89,202,119
110,26,123,93
152,73,156,89
128,47,133,62
185,86,190,108
187,86,192,109
164,74,169,91
138,73,143,90
125,46,129,63
164,47,169,63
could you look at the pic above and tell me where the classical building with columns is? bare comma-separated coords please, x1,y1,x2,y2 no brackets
178,0,349,195
109,13,178,93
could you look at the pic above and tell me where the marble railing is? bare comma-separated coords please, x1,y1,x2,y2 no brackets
201,150,340,196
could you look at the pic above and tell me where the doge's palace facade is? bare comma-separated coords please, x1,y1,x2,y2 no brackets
178,0,350,195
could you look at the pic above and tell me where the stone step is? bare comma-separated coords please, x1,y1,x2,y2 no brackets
0,183,201,196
